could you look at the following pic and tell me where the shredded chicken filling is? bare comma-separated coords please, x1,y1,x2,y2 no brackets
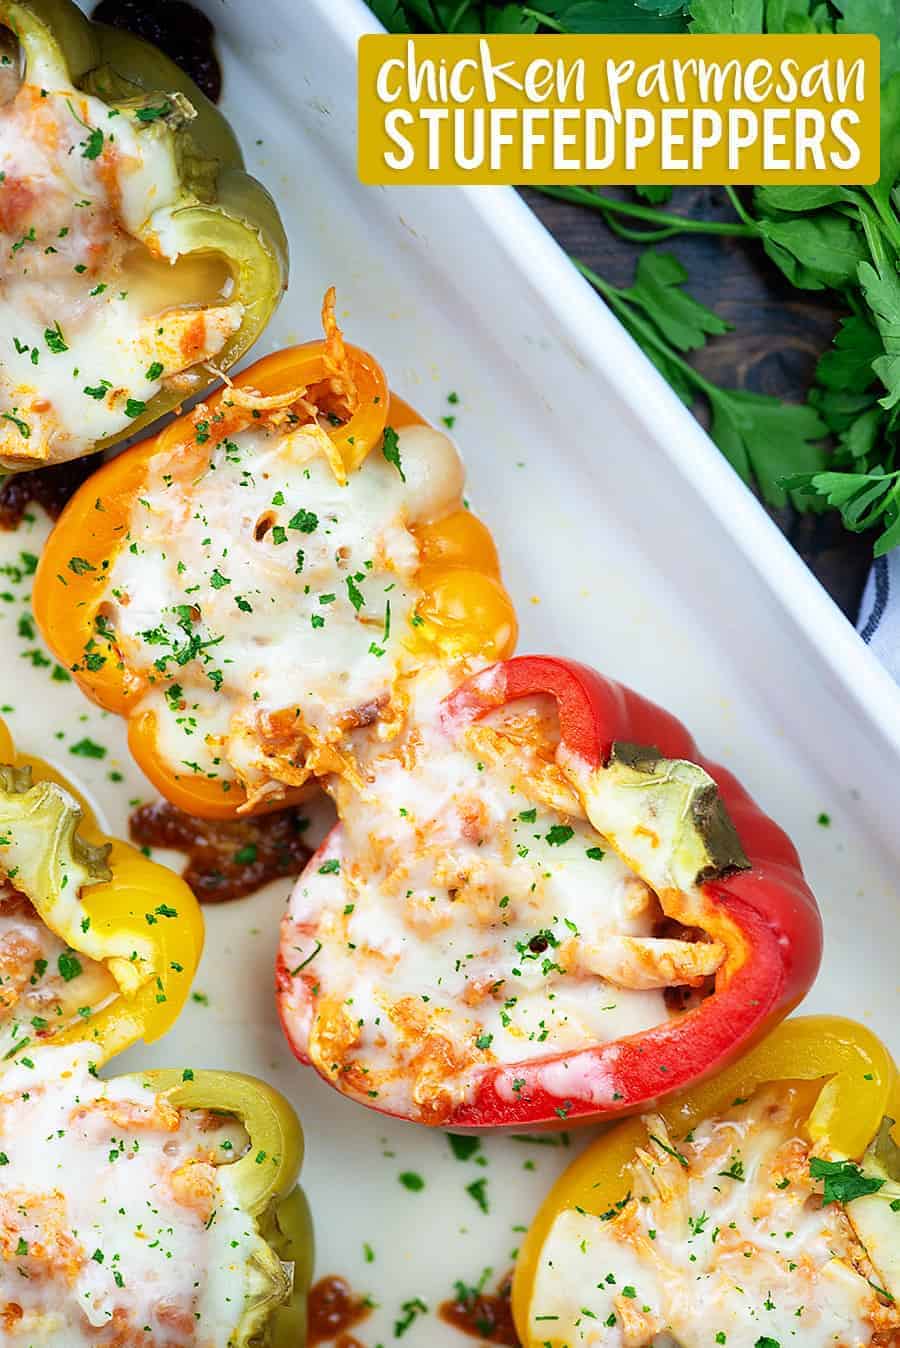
104,385,464,807
280,673,721,1124
0,885,116,1059
0,1045,274,1346
0,66,241,463
529,1083,900,1348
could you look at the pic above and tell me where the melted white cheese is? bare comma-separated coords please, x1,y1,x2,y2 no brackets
280,670,681,1124
108,422,463,804
0,78,240,463
0,887,115,1059
528,1085,900,1348
0,1045,273,1346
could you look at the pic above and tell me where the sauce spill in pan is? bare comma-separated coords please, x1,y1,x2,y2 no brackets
129,799,312,904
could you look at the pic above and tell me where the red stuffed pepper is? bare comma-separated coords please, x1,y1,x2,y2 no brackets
276,657,822,1129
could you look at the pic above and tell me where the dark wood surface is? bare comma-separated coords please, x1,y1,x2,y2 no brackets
522,186,873,623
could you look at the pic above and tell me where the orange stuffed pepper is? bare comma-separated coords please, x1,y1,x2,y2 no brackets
33,291,516,818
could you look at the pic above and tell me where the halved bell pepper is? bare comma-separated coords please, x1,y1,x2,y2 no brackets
276,654,821,1130
122,1066,313,1346
512,1015,900,1346
33,308,517,818
440,655,822,1127
0,0,287,466
0,716,203,1062
0,1043,311,1345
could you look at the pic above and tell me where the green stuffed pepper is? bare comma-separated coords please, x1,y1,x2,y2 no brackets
0,1044,312,1344
0,0,287,467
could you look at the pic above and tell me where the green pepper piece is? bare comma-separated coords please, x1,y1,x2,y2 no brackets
0,0,288,462
127,1068,312,1347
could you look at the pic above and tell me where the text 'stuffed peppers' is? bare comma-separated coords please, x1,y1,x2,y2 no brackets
33,305,517,818
0,717,203,1063
0,0,287,466
512,1016,900,1347
277,655,821,1129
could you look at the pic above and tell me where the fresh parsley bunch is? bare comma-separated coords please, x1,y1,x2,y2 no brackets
365,0,900,555
368,0,689,32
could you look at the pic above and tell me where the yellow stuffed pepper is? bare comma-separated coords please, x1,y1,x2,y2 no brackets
0,1045,312,1343
0,717,202,1063
0,0,287,468
513,1016,900,1348
33,291,517,818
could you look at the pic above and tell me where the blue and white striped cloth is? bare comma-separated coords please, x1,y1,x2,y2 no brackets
858,555,899,676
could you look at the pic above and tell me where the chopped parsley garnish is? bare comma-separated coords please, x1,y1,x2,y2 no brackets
135,101,173,122
44,324,68,354
399,1171,424,1191
808,1157,885,1205
381,425,406,481
545,824,574,846
288,508,318,534
466,1177,489,1212
394,1297,427,1339
57,951,83,982
67,556,95,575
650,1133,689,1168
346,576,365,611
2,411,30,439
447,1134,481,1161
82,127,104,159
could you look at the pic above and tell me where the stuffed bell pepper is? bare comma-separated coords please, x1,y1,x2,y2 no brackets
33,292,517,818
0,0,287,467
0,1042,311,1344
276,656,821,1128
0,717,202,1063
512,1016,900,1348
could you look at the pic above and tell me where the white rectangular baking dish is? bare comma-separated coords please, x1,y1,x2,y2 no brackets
4,1,899,1341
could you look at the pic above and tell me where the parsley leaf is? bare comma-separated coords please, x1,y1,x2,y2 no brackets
809,1156,885,1205
834,0,900,81
620,251,731,351
708,389,827,507
381,425,406,482
689,0,763,33
82,127,104,160
360,0,900,564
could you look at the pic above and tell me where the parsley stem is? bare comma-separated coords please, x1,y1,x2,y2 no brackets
723,185,756,229
857,204,892,273
594,212,698,244
863,190,900,257
575,258,714,400
520,7,568,30
445,0,475,31
534,185,757,237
